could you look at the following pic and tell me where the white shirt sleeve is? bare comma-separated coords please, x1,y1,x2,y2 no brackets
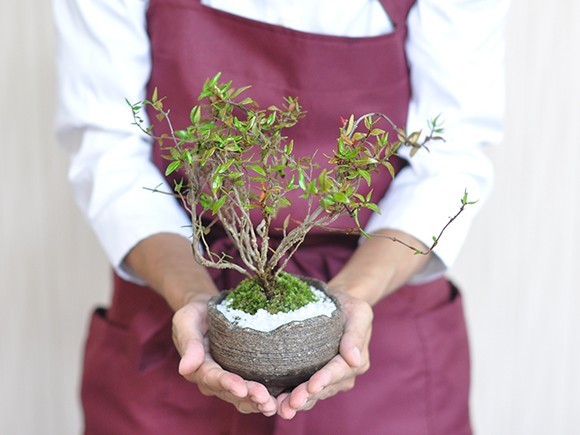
365,0,509,282
53,0,192,284
53,0,507,284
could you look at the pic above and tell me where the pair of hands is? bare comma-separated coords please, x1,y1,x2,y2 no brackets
129,230,428,418
172,289,373,419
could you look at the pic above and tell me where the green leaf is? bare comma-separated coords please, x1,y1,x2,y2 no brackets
345,114,354,135
248,165,266,176
298,169,307,190
364,115,373,130
461,189,479,205
277,197,291,208
364,203,381,214
190,106,201,124
379,161,394,179
408,130,422,145
212,195,227,214
199,193,212,210
317,170,329,191
227,171,244,180
175,130,189,140
357,169,371,186
266,112,276,125
165,160,181,176
307,181,319,195
333,192,348,203
211,175,223,194
353,209,364,232
209,72,222,86
169,147,181,160
231,85,252,99
284,140,294,155
218,159,235,173
320,197,334,210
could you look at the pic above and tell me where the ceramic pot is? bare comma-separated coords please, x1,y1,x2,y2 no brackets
207,276,344,396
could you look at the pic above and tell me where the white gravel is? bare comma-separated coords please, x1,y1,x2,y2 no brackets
216,287,337,332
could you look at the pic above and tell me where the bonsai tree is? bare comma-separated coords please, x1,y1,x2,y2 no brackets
128,73,470,315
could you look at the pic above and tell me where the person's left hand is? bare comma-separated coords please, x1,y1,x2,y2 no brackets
275,291,373,419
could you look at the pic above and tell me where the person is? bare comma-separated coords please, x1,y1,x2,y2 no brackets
54,0,508,433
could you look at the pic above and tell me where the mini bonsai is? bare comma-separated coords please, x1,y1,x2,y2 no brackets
128,73,471,394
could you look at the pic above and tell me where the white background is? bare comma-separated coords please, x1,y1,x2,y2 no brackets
1,0,579,433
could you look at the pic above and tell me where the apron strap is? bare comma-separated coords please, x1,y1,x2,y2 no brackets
379,0,416,28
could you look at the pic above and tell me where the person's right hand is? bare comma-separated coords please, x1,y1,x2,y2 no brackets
172,293,278,416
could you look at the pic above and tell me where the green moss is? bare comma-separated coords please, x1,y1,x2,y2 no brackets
226,272,317,315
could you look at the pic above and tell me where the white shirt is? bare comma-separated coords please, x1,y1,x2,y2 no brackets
53,0,508,284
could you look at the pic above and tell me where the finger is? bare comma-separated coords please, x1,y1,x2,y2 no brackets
277,381,316,419
213,388,254,414
288,384,309,409
217,371,249,398
213,379,277,416
277,397,298,420
177,345,204,376
172,302,210,374
210,366,250,399
277,382,323,419
298,397,317,412
256,398,278,417
306,354,352,394
233,397,276,416
172,302,278,416
336,295,373,368
235,400,266,414
246,381,273,404
257,401,277,417
246,382,277,416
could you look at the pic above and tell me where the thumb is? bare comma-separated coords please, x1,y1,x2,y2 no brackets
177,335,206,376
336,294,373,368
173,303,208,376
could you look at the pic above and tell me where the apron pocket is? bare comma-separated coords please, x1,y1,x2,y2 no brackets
415,289,472,435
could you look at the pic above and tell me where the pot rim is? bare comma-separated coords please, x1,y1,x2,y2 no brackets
208,275,342,334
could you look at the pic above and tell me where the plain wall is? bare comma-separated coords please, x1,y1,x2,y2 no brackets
1,0,579,433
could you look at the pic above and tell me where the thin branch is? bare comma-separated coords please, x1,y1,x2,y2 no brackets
142,184,179,197
370,197,471,255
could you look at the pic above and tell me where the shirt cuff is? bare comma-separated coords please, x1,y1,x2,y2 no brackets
363,149,493,283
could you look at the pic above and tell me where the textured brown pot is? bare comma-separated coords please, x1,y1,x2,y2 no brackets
207,276,344,396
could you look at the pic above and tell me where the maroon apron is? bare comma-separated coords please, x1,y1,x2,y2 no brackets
81,1,472,434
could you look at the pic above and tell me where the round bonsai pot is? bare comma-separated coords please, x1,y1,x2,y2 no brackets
207,276,344,396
